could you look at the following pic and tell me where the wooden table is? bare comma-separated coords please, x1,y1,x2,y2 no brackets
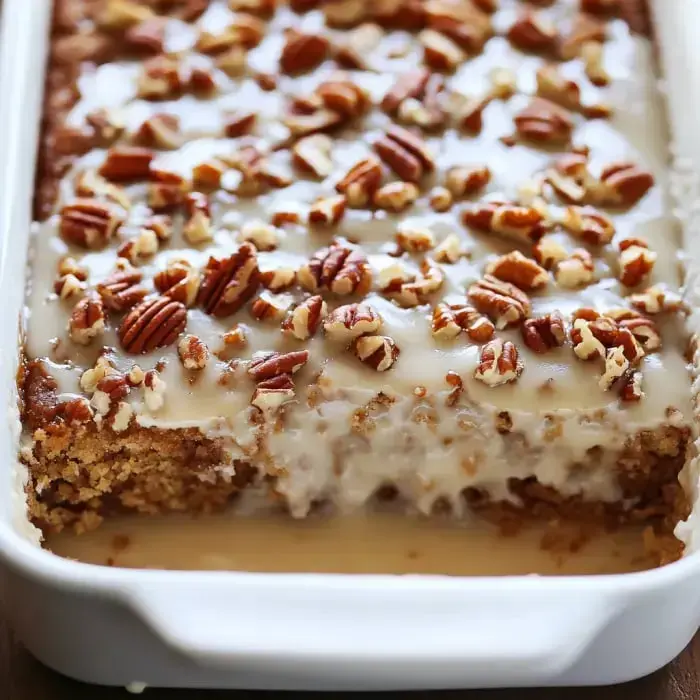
2,623,698,699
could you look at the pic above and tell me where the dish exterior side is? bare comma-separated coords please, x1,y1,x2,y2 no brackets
2,0,700,691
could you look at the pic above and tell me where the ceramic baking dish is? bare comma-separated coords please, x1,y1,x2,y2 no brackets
2,0,700,691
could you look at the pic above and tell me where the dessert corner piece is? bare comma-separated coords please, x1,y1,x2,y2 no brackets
20,0,692,560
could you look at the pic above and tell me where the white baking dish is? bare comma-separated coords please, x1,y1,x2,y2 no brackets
2,0,700,690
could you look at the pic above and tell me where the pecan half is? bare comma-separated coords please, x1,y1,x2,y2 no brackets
99,146,154,182
335,157,382,207
197,244,260,317
474,338,524,387
298,241,371,295
282,295,327,340
97,266,148,311
353,335,400,371
119,296,187,354
598,162,654,207
467,275,531,329
514,98,574,144
248,350,309,381
521,312,566,353
69,294,106,346
462,201,545,244
154,259,201,307
431,302,495,342
280,31,329,74
60,199,124,249
323,302,382,342
486,251,549,290
374,125,434,182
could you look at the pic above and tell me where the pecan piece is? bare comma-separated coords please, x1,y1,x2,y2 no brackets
69,294,106,345
250,291,293,322
282,295,327,340
396,224,435,252
474,339,524,387
462,201,545,244
260,267,297,292
119,296,187,354
533,236,568,270
629,285,687,315
618,316,661,353
507,11,557,53
560,205,615,245
598,162,654,207
323,303,382,343
419,29,465,72
432,302,494,342
248,350,309,381
619,369,644,402
99,146,153,182
298,241,371,296
183,192,213,244
486,251,549,290
353,336,400,371
137,55,182,100
555,249,595,288
292,134,334,178
374,125,434,182
224,111,257,138
280,31,329,74
373,182,420,212
239,220,281,251
134,113,181,150
97,266,148,311
618,238,656,288
316,78,370,118
60,199,124,249
178,334,209,370
467,275,531,329
381,69,431,115
335,157,382,207
445,165,491,198
197,244,260,317
154,259,200,307
599,346,629,391
514,98,574,144
54,273,86,300
309,195,347,226
251,373,297,413
521,312,566,353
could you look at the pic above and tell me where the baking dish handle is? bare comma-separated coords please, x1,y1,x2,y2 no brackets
127,577,617,685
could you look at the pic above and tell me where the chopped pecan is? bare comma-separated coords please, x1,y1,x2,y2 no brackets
381,69,431,115
178,334,209,370
183,192,213,244
224,111,257,138
283,109,343,139
99,146,153,182
119,296,187,354
629,285,687,315
597,162,654,207
560,11,606,60
251,373,297,412
396,224,435,252
97,266,148,311
137,55,182,100
298,241,371,295
535,64,581,112
58,256,88,281
617,316,661,353
216,45,248,77
467,275,531,329
560,205,615,245
521,312,566,353
250,291,293,321
374,125,434,182
533,236,568,270
85,108,125,146
618,238,656,287
97,0,154,30
419,29,465,72
117,228,160,264
432,302,494,342
581,40,610,86
189,67,217,95
196,15,265,53
134,113,181,150
424,0,492,52
143,369,167,412
462,201,546,244
555,248,595,289
260,267,297,292
335,22,383,69
487,251,549,290
154,259,200,307
380,258,444,307
75,169,130,209
292,134,334,178
148,169,190,211
619,369,644,402
507,10,557,53
125,17,167,54
54,273,86,300
280,30,329,74
324,0,368,27
280,296,326,341
193,159,227,190
445,165,491,198
248,350,309,381
335,157,383,207
239,220,281,251
353,335,400,371
433,233,463,263
229,0,277,16
309,195,347,226
429,186,454,212
198,244,260,317
373,182,420,212
474,339,523,387
514,98,574,144
323,303,382,342
69,294,106,346
91,374,130,419
316,78,370,118
59,199,124,249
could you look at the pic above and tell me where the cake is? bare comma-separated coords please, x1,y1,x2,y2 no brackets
19,0,692,555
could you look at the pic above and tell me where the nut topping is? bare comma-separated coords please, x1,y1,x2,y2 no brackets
335,157,383,207
474,338,524,387
462,201,546,244
250,291,293,321
251,373,297,412
178,334,209,370
373,182,420,212
119,296,187,354
486,251,549,291
97,266,148,311
521,312,566,353
598,162,654,207
619,369,644,402
298,241,371,295
183,192,213,245
380,258,444,307
629,285,687,315
555,249,595,289
239,220,281,251
134,113,182,150
431,303,495,342
467,275,531,329
292,134,334,178
137,55,182,100
224,111,257,138
99,146,154,182
69,294,106,346
419,29,466,72
353,335,400,371
618,238,656,287
248,350,309,381
507,11,557,53
59,199,124,249
395,224,435,252
198,243,260,317
260,267,297,292
445,165,491,198
560,205,615,245
280,31,329,74
323,303,382,343
374,125,435,182
433,233,463,263
309,195,347,226
154,259,201,307
54,274,86,300
514,98,574,145
282,295,327,340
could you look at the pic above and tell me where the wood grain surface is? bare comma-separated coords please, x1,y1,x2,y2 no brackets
2,621,698,699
